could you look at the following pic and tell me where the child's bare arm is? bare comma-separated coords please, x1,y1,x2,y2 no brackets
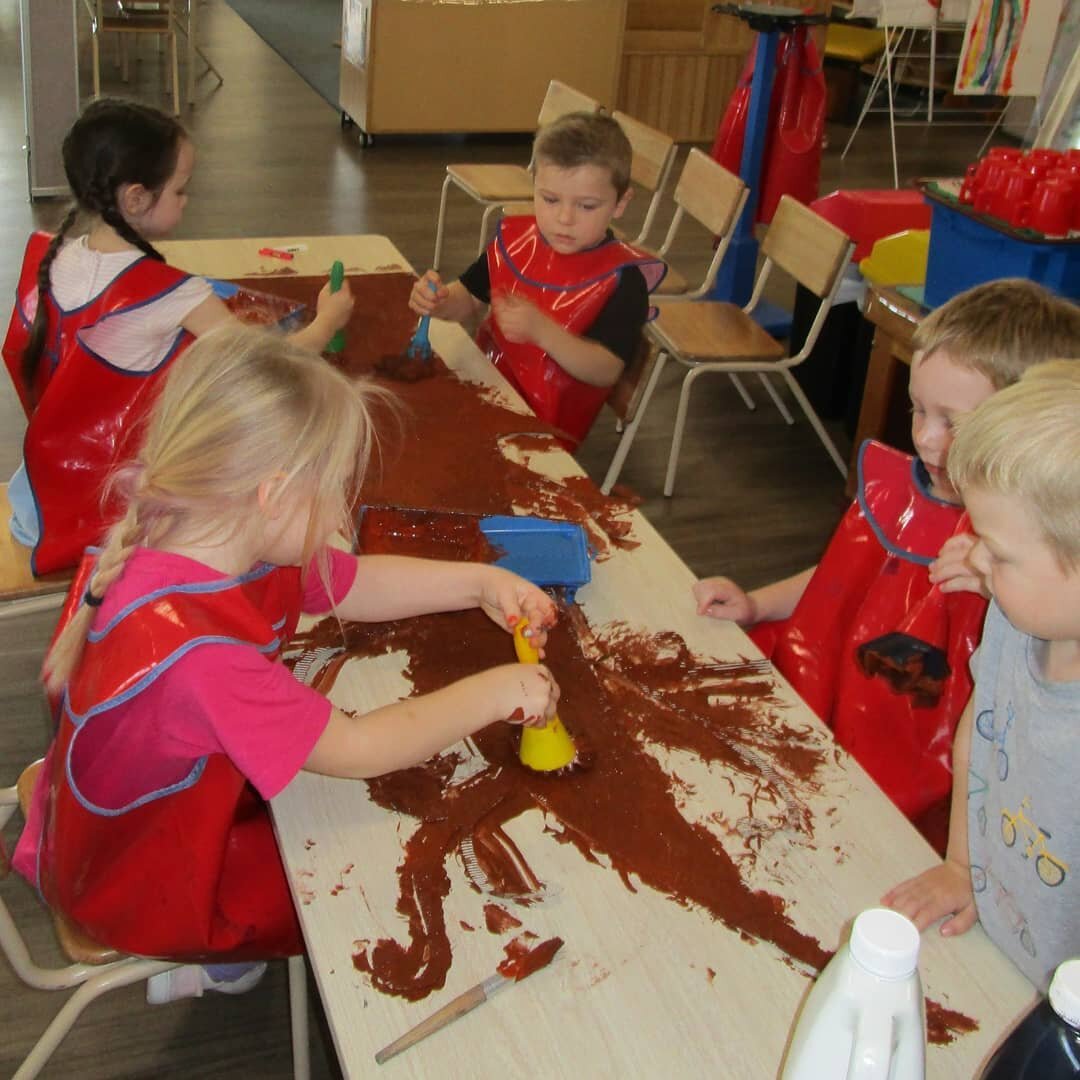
492,294,623,387
694,567,815,626
882,695,977,935
336,556,556,656
181,279,355,353
929,532,990,598
305,664,559,778
181,292,234,337
408,271,484,325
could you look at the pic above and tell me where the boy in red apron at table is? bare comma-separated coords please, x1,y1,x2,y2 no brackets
691,280,1080,853
409,112,666,451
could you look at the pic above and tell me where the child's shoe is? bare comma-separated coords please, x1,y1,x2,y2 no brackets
146,961,268,1005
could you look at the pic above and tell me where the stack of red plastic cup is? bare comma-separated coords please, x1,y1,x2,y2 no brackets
958,147,1080,238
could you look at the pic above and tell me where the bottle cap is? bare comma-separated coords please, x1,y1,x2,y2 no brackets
849,908,920,980
1049,959,1080,1028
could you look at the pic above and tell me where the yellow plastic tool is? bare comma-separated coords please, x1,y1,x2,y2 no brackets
858,229,930,287
513,620,577,773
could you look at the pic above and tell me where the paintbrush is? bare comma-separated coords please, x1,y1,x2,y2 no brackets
374,937,564,1065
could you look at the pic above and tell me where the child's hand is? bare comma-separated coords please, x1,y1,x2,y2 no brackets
692,577,757,625
409,271,447,317
477,567,557,654
929,533,989,597
485,662,561,728
491,292,549,345
882,859,977,936
315,278,354,331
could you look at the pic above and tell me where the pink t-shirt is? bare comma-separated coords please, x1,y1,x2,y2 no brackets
14,547,357,882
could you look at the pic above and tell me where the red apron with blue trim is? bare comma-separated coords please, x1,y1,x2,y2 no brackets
476,216,665,449
34,554,305,960
2,231,195,574
751,441,987,829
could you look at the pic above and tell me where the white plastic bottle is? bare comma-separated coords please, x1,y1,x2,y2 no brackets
781,908,926,1080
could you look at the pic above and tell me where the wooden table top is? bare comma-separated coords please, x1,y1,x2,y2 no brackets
863,284,926,361
159,236,1035,1078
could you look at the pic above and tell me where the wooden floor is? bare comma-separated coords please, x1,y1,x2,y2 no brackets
0,1,1005,1074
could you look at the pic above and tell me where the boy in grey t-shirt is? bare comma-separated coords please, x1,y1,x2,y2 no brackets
884,360,1080,992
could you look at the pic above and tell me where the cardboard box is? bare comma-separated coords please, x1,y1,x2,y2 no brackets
339,0,626,135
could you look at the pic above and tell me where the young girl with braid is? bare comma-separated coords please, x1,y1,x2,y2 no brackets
1,98,353,575
13,324,560,1003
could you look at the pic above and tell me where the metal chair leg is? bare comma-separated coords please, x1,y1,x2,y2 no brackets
756,372,794,425
781,370,848,477
665,365,705,498
13,960,177,1080
478,204,500,255
600,351,669,495
727,373,756,411
288,955,310,1080
169,32,180,115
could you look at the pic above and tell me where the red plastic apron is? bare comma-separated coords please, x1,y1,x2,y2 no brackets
711,28,826,224
476,216,665,449
2,232,194,574
34,555,305,961
752,441,987,831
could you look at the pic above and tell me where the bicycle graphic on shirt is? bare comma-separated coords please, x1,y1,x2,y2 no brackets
975,705,1013,781
1001,797,1069,887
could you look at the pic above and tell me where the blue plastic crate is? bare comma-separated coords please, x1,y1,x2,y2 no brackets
208,278,307,331
478,515,592,603
356,507,593,603
923,194,1080,309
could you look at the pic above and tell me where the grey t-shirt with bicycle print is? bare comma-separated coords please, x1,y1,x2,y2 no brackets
967,601,1080,992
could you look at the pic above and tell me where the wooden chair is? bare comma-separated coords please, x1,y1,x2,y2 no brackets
600,335,668,495
608,111,676,247
88,0,181,115
431,80,603,269
607,195,854,497
0,485,71,621
647,147,750,299
0,761,311,1080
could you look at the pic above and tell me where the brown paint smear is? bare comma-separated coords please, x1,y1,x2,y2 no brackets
232,273,641,554
261,272,976,1045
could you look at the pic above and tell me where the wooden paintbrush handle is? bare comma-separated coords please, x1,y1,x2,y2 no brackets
374,981,490,1065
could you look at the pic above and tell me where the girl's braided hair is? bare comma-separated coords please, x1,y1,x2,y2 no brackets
21,98,185,389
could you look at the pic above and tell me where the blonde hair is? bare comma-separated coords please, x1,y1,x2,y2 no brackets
44,324,389,692
531,112,632,198
948,359,1080,569
913,279,1080,390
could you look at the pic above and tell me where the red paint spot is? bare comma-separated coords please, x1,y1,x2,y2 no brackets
483,903,523,934
497,935,564,981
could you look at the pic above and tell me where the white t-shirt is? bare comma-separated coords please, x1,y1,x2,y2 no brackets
22,234,213,372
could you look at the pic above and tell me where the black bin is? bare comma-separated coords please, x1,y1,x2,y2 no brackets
789,281,876,440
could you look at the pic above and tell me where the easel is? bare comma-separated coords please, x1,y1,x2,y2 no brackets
841,2,1007,187
1035,45,1080,148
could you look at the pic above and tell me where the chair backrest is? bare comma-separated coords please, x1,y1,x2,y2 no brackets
612,111,676,246
612,110,674,195
654,149,748,298
537,80,603,128
608,334,658,426
761,195,852,298
674,148,746,238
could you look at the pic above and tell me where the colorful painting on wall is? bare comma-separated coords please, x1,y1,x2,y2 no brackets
955,0,1064,96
